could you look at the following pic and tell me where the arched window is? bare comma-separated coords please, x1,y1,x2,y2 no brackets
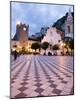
67,26,70,33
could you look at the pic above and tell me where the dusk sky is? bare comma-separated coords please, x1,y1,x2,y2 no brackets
11,2,73,38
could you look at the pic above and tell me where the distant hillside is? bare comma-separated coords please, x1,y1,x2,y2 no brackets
52,12,74,32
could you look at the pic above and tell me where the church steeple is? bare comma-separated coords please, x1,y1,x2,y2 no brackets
68,8,72,17
66,8,73,23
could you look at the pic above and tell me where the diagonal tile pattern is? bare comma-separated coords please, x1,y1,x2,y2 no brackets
11,55,74,98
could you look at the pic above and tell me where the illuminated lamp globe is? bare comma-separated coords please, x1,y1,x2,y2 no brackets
23,27,26,31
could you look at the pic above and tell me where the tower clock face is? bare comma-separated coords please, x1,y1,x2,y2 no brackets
23,27,26,31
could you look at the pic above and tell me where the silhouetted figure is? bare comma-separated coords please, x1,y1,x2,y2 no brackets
48,52,52,56
66,51,69,56
61,52,64,56
44,52,46,55
14,50,17,60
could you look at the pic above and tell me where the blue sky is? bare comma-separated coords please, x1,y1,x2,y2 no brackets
11,2,73,38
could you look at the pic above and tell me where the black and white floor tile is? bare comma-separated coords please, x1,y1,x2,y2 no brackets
11,55,74,98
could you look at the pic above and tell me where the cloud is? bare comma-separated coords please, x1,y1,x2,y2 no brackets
11,2,73,38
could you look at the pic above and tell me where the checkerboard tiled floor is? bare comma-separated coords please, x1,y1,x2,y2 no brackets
11,55,74,98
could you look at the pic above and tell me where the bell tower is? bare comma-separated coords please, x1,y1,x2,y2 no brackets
16,22,29,47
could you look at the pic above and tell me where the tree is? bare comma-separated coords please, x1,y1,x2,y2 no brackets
41,42,49,54
63,37,72,46
63,37,74,51
52,44,59,50
52,44,59,55
22,47,25,54
69,39,74,50
31,42,41,52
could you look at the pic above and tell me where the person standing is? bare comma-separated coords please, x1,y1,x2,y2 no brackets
14,50,17,60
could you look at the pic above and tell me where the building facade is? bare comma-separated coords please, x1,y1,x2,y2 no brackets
41,27,62,45
65,9,73,38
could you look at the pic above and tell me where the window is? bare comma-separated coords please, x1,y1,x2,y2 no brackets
67,26,70,33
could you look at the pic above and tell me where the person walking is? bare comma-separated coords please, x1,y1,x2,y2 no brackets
14,50,17,60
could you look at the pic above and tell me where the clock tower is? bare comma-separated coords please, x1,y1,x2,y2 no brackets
16,22,29,47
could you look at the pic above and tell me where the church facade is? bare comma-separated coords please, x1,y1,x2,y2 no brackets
41,27,64,45
65,9,73,39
